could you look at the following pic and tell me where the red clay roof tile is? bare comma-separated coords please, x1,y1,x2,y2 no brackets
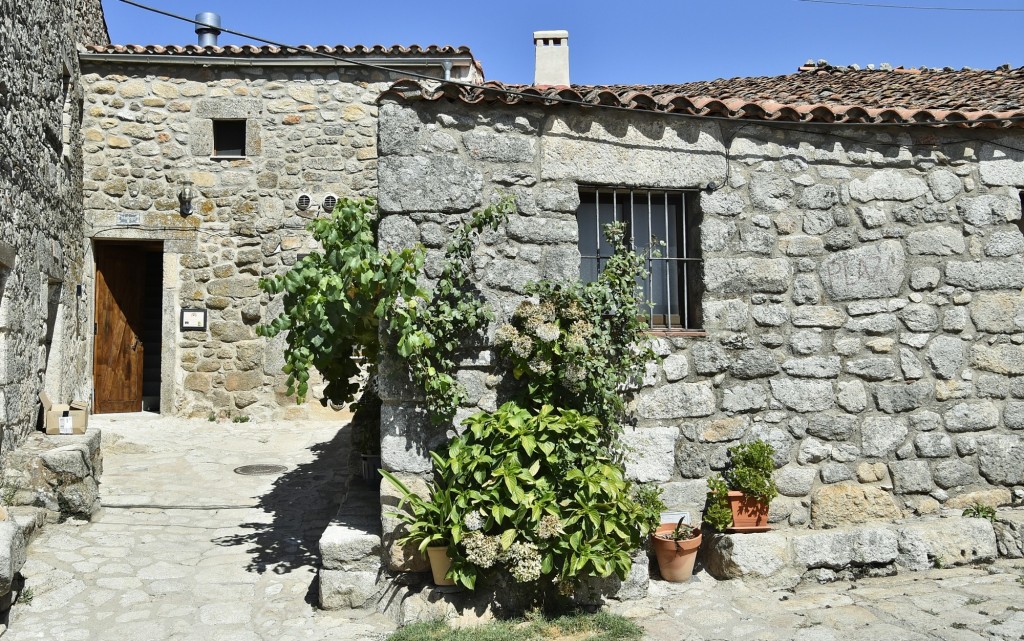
382,64,1024,127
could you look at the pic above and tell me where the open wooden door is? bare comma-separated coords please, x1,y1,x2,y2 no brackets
94,244,146,413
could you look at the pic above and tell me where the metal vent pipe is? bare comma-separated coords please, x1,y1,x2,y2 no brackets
195,12,222,47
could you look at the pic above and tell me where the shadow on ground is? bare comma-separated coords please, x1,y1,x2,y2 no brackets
212,423,352,580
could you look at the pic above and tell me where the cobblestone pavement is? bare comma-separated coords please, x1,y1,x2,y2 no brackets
616,560,1024,641
5,413,393,641
7,415,1024,641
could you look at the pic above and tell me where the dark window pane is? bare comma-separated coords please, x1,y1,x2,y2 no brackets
213,120,246,156
576,187,702,330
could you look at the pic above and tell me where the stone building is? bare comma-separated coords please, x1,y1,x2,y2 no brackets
375,62,1024,560
77,38,481,419
0,0,109,454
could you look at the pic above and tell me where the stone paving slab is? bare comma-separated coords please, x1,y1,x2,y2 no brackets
5,413,1024,640
3,413,392,641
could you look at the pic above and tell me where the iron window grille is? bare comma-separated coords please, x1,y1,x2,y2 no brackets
577,187,703,331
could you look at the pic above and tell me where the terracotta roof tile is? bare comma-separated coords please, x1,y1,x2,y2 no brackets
82,43,474,58
381,64,1024,127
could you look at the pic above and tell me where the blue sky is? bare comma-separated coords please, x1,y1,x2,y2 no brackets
101,0,1024,85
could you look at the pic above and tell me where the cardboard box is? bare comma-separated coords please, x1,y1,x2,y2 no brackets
39,392,89,435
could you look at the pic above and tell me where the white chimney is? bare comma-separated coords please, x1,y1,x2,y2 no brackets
533,30,569,86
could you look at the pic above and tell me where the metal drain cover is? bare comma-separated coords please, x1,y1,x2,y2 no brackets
234,464,288,476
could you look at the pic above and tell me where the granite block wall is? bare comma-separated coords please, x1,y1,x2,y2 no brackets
79,63,416,419
0,0,107,455
376,97,1024,561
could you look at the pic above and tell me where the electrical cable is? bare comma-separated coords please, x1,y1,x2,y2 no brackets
118,0,1024,130
798,0,1024,12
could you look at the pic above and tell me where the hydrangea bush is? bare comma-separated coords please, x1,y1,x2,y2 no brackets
494,221,656,442
384,402,661,593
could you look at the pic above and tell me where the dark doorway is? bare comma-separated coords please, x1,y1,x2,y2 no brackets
93,242,163,414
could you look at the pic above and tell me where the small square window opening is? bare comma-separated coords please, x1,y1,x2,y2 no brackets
212,120,246,157
577,187,703,331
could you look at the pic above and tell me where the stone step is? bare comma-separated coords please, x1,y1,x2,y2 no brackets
701,512,1004,589
317,485,383,610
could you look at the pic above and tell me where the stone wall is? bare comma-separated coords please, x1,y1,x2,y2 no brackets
0,0,108,456
376,97,1024,559
79,62,438,419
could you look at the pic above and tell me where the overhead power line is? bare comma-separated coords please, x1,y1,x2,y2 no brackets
798,0,1024,12
118,0,1024,130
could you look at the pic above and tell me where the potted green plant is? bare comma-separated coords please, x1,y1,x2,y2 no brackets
379,470,455,586
705,439,778,532
651,516,702,582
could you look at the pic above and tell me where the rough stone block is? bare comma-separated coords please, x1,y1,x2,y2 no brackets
944,402,999,433
792,306,846,328
0,521,26,595
810,483,903,528
914,433,953,458
970,292,1024,334
861,416,908,457
621,427,678,482
636,382,716,419
378,155,482,213
897,518,997,570
849,170,927,202
704,258,790,294
770,379,834,413
703,532,796,586
889,461,933,494
819,241,905,301
906,227,966,256
318,569,380,610
945,261,1024,291
875,381,932,414
320,516,382,572
775,465,818,497
977,434,1024,485
793,527,898,570
972,343,1024,376
932,460,977,489
925,336,965,380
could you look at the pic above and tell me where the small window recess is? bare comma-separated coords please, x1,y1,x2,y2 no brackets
1016,192,1024,238
212,120,246,159
60,63,73,164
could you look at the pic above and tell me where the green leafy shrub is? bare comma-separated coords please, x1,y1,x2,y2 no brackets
702,440,778,533
703,475,732,533
390,196,515,421
722,440,779,503
383,402,658,592
380,470,456,553
258,196,424,404
494,222,655,441
258,195,514,422
962,503,997,522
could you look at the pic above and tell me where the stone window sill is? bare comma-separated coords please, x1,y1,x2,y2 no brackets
648,330,707,338
210,155,246,161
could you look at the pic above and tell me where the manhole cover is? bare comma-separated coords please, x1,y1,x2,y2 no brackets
234,464,288,476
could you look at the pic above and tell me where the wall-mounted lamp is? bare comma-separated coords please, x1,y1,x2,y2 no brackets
178,180,195,216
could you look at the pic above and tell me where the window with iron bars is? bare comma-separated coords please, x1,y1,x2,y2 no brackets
576,187,703,331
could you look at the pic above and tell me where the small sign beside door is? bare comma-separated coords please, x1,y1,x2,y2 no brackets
180,308,208,331
116,212,141,226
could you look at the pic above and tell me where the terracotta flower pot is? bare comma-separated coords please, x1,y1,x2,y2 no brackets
426,545,455,586
652,524,702,582
727,491,769,529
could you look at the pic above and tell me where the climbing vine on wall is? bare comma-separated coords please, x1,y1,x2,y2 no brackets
257,196,424,405
391,195,516,422
259,194,515,421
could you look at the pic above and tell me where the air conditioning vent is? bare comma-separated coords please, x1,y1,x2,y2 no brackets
322,194,338,213
296,194,311,211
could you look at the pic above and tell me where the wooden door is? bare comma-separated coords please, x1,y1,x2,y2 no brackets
94,244,146,413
